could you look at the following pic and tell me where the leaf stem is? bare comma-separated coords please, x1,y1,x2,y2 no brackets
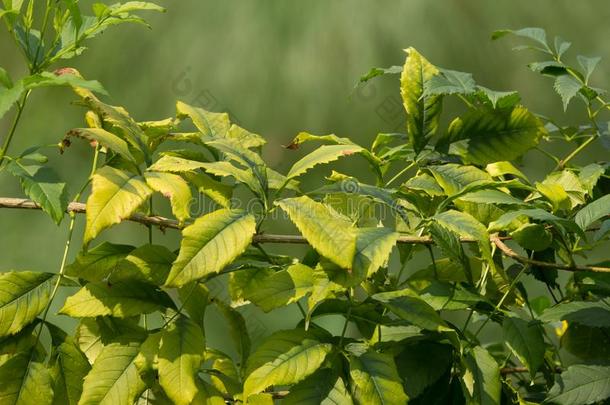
386,160,417,187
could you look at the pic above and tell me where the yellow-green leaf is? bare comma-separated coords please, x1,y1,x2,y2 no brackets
79,340,146,405
348,349,408,405
400,47,442,154
59,282,174,318
243,329,332,398
158,316,205,405
165,209,256,287
0,354,53,405
286,144,364,180
0,271,56,338
66,128,135,163
144,171,192,223
85,166,152,243
277,196,356,269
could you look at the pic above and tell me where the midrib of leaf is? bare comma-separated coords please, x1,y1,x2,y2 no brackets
180,212,248,269
97,351,140,404
553,371,610,400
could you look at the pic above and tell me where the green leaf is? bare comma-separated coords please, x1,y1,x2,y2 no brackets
22,72,106,94
286,144,364,180
176,101,230,137
178,283,209,330
204,138,268,194
539,300,610,328
243,329,332,398
108,244,175,286
0,82,24,119
284,368,353,405
554,75,582,111
462,346,501,405
277,196,356,269
79,340,146,405
74,318,146,365
575,194,610,230
348,349,408,405
147,155,208,173
561,324,610,361
578,163,605,195
144,171,192,223
6,162,68,224
492,27,551,53
59,281,173,318
0,66,12,88
213,300,250,368
357,65,402,85
198,160,264,198
353,227,398,279
424,68,476,96
546,365,610,405
158,316,206,405
65,128,135,162
577,55,601,83
65,242,135,281
0,271,56,338
192,379,226,405
165,209,256,287
0,354,53,405
372,289,448,331
85,166,152,243
502,316,545,378
182,171,233,208
51,338,91,405
230,263,314,312
433,210,489,247
475,87,521,109
510,223,552,251
428,164,492,196
400,47,442,154
444,106,546,165
395,341,453,398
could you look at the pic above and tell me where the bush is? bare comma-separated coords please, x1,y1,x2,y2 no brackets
1,4,609,404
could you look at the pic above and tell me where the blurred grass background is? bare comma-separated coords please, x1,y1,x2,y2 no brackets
1,0,609,351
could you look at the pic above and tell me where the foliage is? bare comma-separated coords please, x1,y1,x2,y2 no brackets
1,3,610,403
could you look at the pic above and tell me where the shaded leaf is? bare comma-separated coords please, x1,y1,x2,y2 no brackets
0,271,56,338
59,281,173,318
79,340,146,405
158,316,206,405
348,349,408,405
546,365,610,405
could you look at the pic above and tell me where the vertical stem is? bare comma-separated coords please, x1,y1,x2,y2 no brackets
339,297,352,347
0,91,30,167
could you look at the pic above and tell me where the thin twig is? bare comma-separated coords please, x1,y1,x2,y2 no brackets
492,234,610,273
2,197,610,274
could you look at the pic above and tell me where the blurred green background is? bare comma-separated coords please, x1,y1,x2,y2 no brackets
1,0,609,351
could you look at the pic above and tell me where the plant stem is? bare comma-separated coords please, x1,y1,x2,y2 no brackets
386,160,417,187
0,91,30,167
339,298,352,347
471,263,529,341
554,135,596,171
